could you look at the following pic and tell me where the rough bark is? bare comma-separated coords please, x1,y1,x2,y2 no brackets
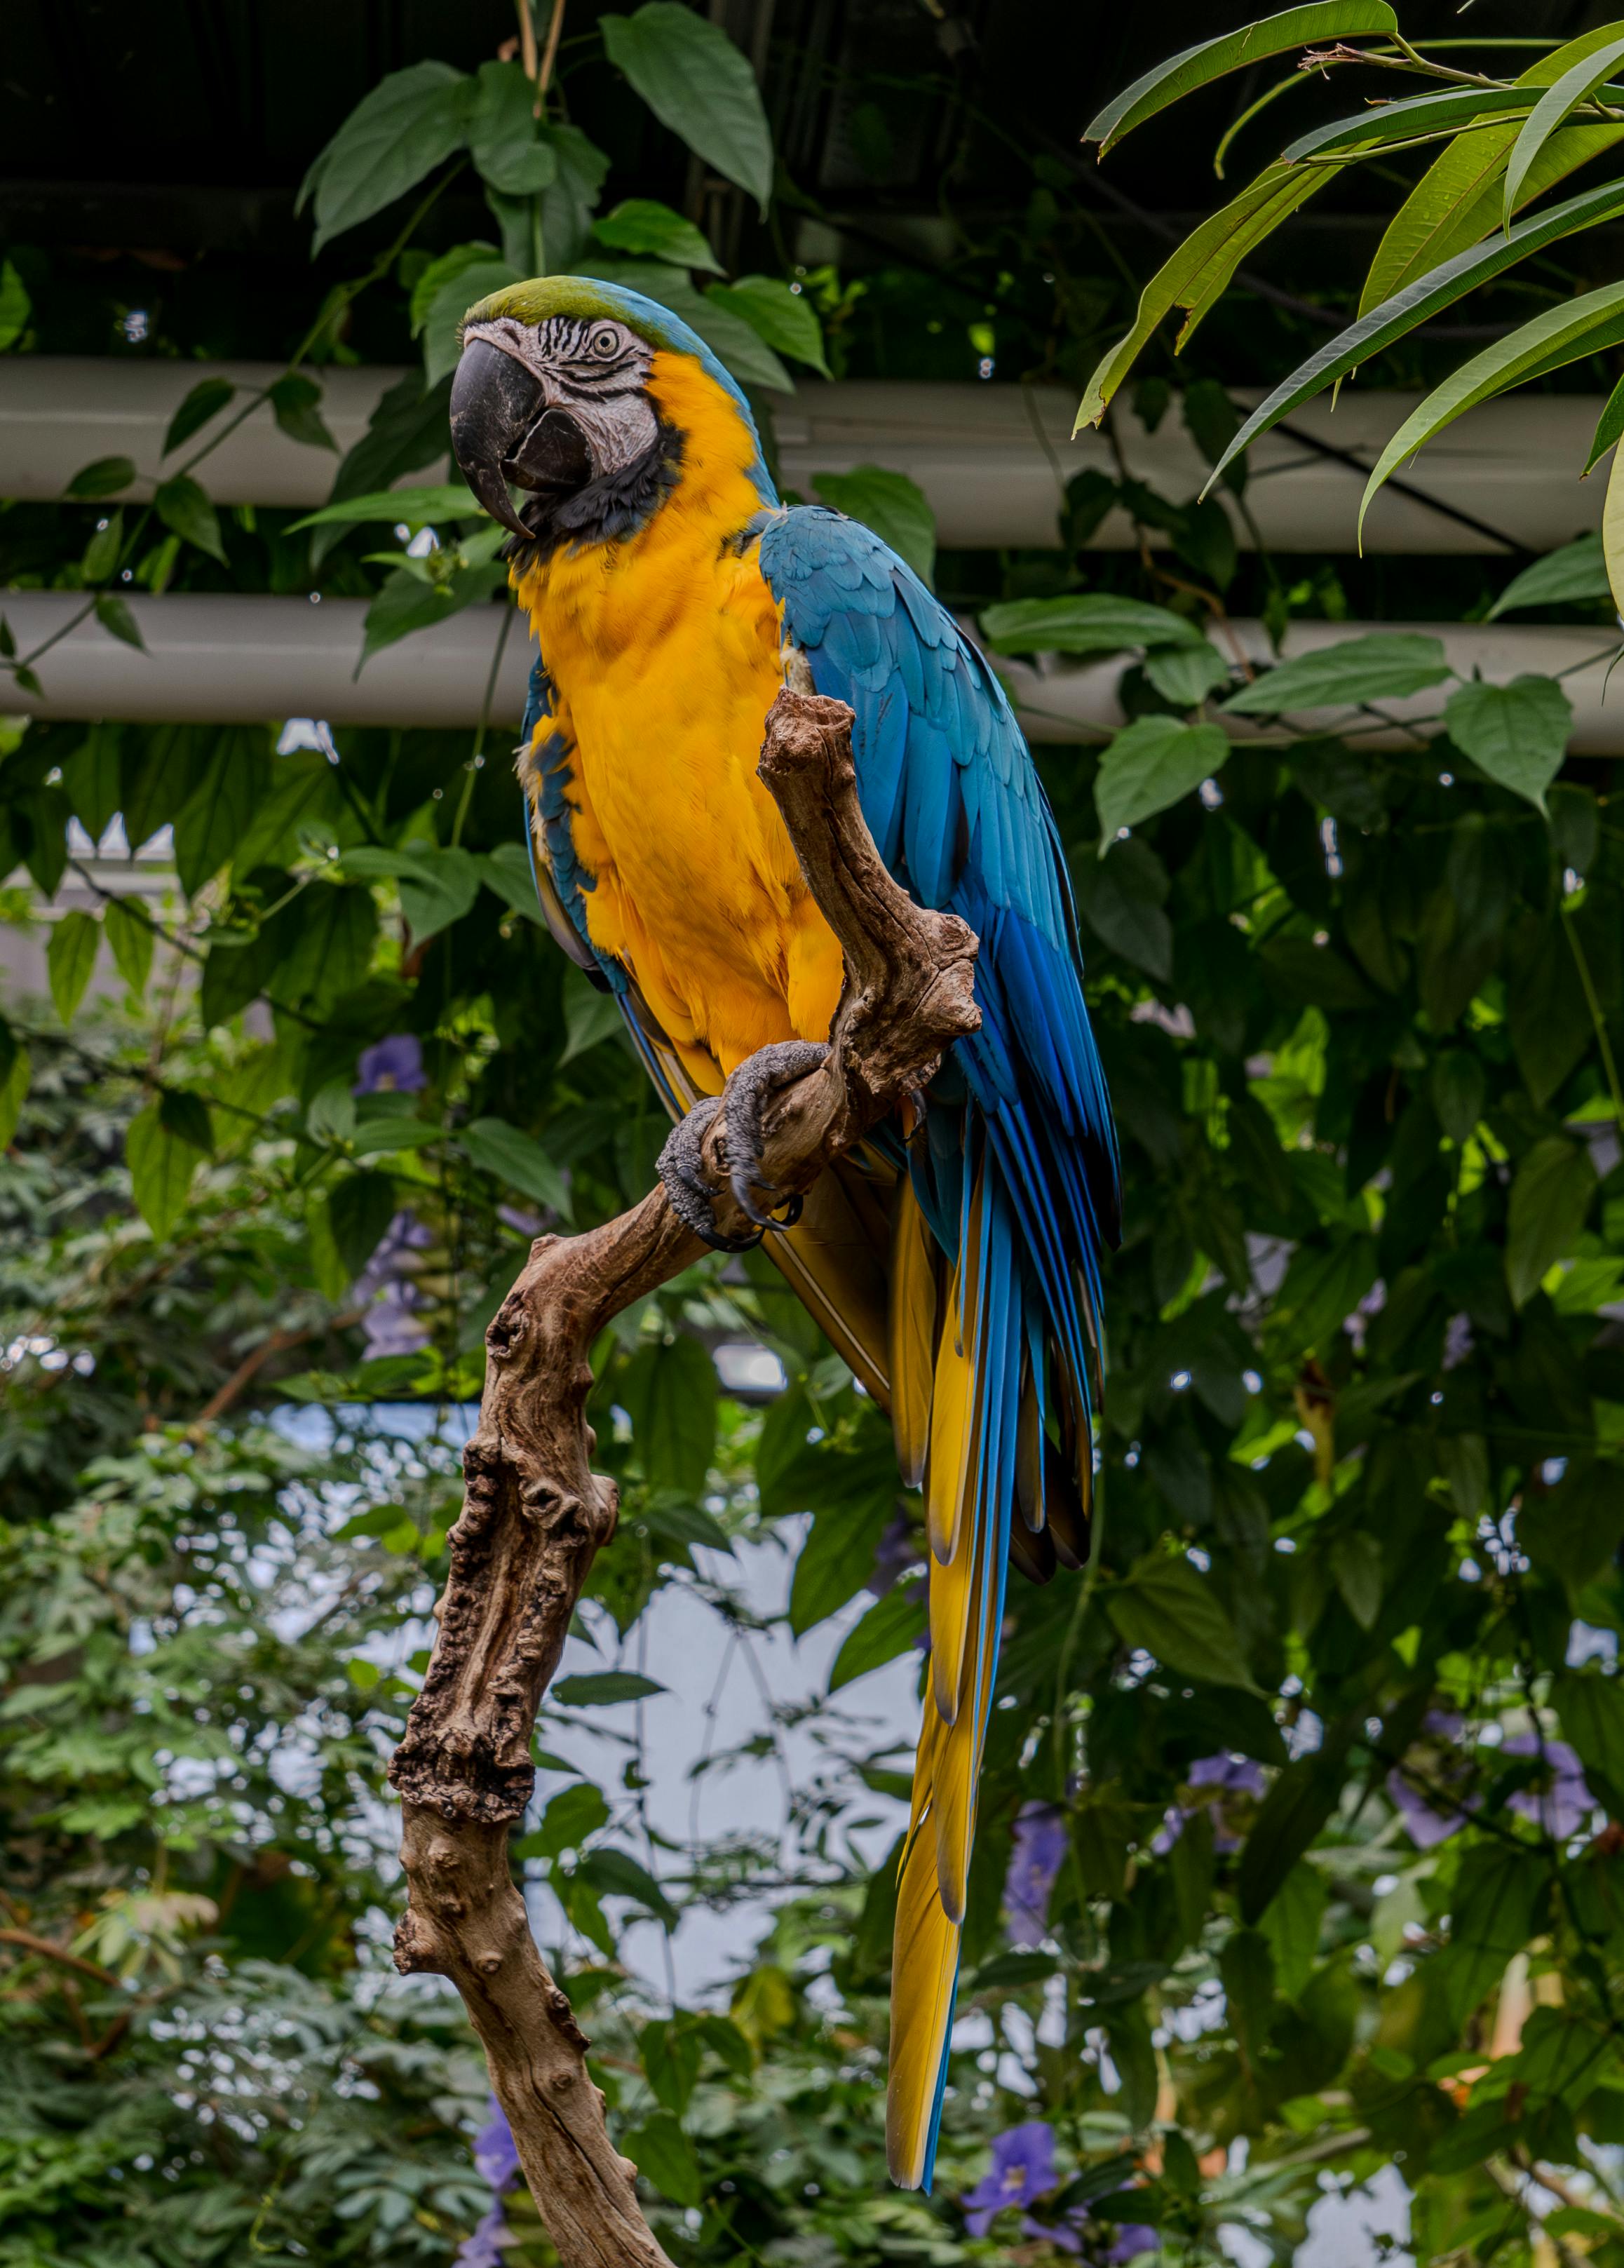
388,689,980,2266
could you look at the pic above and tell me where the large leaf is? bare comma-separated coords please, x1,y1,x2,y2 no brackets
1505,35,1624,226
1222,633,1451,715
1487,532,1612,619
421,257,521,387
1076,162,1333,428
102,897,153,999
465,60,557,196
339,842,482,945
301,62,469,255
1606,422,1624,624
461,1116,571,1217
621,2112,701,2207
0,1045,29,1150
708,275,829,374
1282,83,1538,166
980,593,1202,656
1553,1670,1624,1814
154,475,226,565
1237,1734,1350,1924
1359,285,1624,542
1105,1552,1259,1692
163,376,235,458
288,482,481,535
593,198,722,274
553,1671,667,1706
326,1171,399,1280
173,729,271,896
1358,25,1624,315
1443,676,1571,814
1093,717,1230,846
621,1334,717,1497
828,1584,926,1693
1203,178,1624,494
1083,4,1397,154
46,911,99,1022
812,467,935,586
1505,1135,1597,1308
601,4,773,212
126,1102,205,1238
357,560,507,668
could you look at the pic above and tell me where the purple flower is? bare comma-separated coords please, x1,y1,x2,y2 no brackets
1388,1711,1480,1848
1154,1754,1266,1855
473,2098,520,2193
455,2203,509,2268
1442,1312,1475,1371
1502,1734,1594,1840
351,1209,433,1357
354,1034,426,1095
961,2121,1060,2236
1105,2227,1159,2263
1005,1804,1068,1948
1343,1278,1386,1355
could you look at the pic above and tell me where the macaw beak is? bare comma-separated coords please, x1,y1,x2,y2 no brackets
449,337,593,541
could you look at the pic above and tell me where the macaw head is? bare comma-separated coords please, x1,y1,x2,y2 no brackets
450,275,775,553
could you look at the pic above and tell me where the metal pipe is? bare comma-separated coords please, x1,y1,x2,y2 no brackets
0,357,1609,553
4,590,1620,751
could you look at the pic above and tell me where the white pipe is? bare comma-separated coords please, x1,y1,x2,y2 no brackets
4,590,1620,752
0,358,1608,553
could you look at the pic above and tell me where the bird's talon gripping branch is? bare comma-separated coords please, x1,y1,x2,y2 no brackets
721,1038,830,1227
655,1098,764,1252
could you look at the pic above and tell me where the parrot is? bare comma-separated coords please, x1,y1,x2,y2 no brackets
449,276,1120,2192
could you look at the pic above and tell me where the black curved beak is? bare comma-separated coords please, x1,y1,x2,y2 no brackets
450,337,593,541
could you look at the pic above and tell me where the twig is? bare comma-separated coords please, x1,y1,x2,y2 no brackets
386,691,979,2267
187,1313,362,1436
0,1926,123,1989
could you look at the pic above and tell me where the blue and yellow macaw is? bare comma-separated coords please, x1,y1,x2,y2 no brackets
450,278,1120,2189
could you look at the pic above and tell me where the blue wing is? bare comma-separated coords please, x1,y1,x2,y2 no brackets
760,506,1121,2190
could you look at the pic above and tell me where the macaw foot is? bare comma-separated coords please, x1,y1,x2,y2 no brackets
656,1040,828,1251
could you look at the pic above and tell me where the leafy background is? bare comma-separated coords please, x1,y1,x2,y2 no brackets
4,4,1624,2265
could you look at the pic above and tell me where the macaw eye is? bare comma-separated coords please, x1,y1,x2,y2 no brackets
590,325,620,359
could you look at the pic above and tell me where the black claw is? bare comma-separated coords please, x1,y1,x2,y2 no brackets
657,1102,764,1252
658,1039,829,1250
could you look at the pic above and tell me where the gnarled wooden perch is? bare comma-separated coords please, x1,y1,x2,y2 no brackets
388,689,979,2268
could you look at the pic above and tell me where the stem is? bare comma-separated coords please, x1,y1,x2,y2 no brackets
452,602,515,849
537,0,567,102
1562,900,1624,1126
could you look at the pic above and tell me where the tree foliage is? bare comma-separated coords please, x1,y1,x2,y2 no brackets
4,10,1624,2267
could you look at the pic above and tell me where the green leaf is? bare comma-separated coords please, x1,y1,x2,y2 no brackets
46,910,99,1022
580,1847,675,1926
126,1102,203,1238
1520,1462,1624,1595
1202,178,1624,496
340,842,482,945
302,62,470,255
1105,1552,1260,1692
981,593,1202,656
102,897,153,999
1222,633,1451,715
154,475,226,565
621,1334,717,1495
466,60,558,196
1238,1736,1349,1926
232,749,339,873
93,593,145,651
1257,1860,1329,2003
173,730,270,896
552,1671,667,1706
1487,532,1612,618
0,1044,30,1150
1183,377,1247,497
1283,83,1538,166
478,840,549,924
1076,163,1333,429
601,4,773,213
266,373,336,452
422,257,522,387
1509,915,1595,1107
163,377,235,457
1431,1050,1486,1147
1074,840,1173,981
1094,717,1230,845
560,966,625,1062
357,561,506,667
288,481,481,534
1504,35,1624,228
462,1116,570,1217
1553,1670,1624,1812
350,1118,440,1157
325,1172,399,1280
0,258,29,350
308,367,456,566
811,466,935,586
829,1584,926,1692
1506,1135,1597,1309
1144,642,1231,708
1083,4,1397,153
60,726,122,841
515,1780,611,1861
1357,24,1624,314
639,2018,703,2114
81,510,123,585
159,1088,214,1156
65,456,137,499
707,275,829,374
641,1496,731,1555
1360,285,1624,542
593,198,722,273
621,2111,701,2207
1444,676,1571,813
789,1480,895,1637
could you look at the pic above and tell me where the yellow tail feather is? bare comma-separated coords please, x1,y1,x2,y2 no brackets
886,1792,961,2191
889,1178,938,1488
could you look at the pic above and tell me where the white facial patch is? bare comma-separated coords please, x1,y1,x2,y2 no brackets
461,314,659,477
